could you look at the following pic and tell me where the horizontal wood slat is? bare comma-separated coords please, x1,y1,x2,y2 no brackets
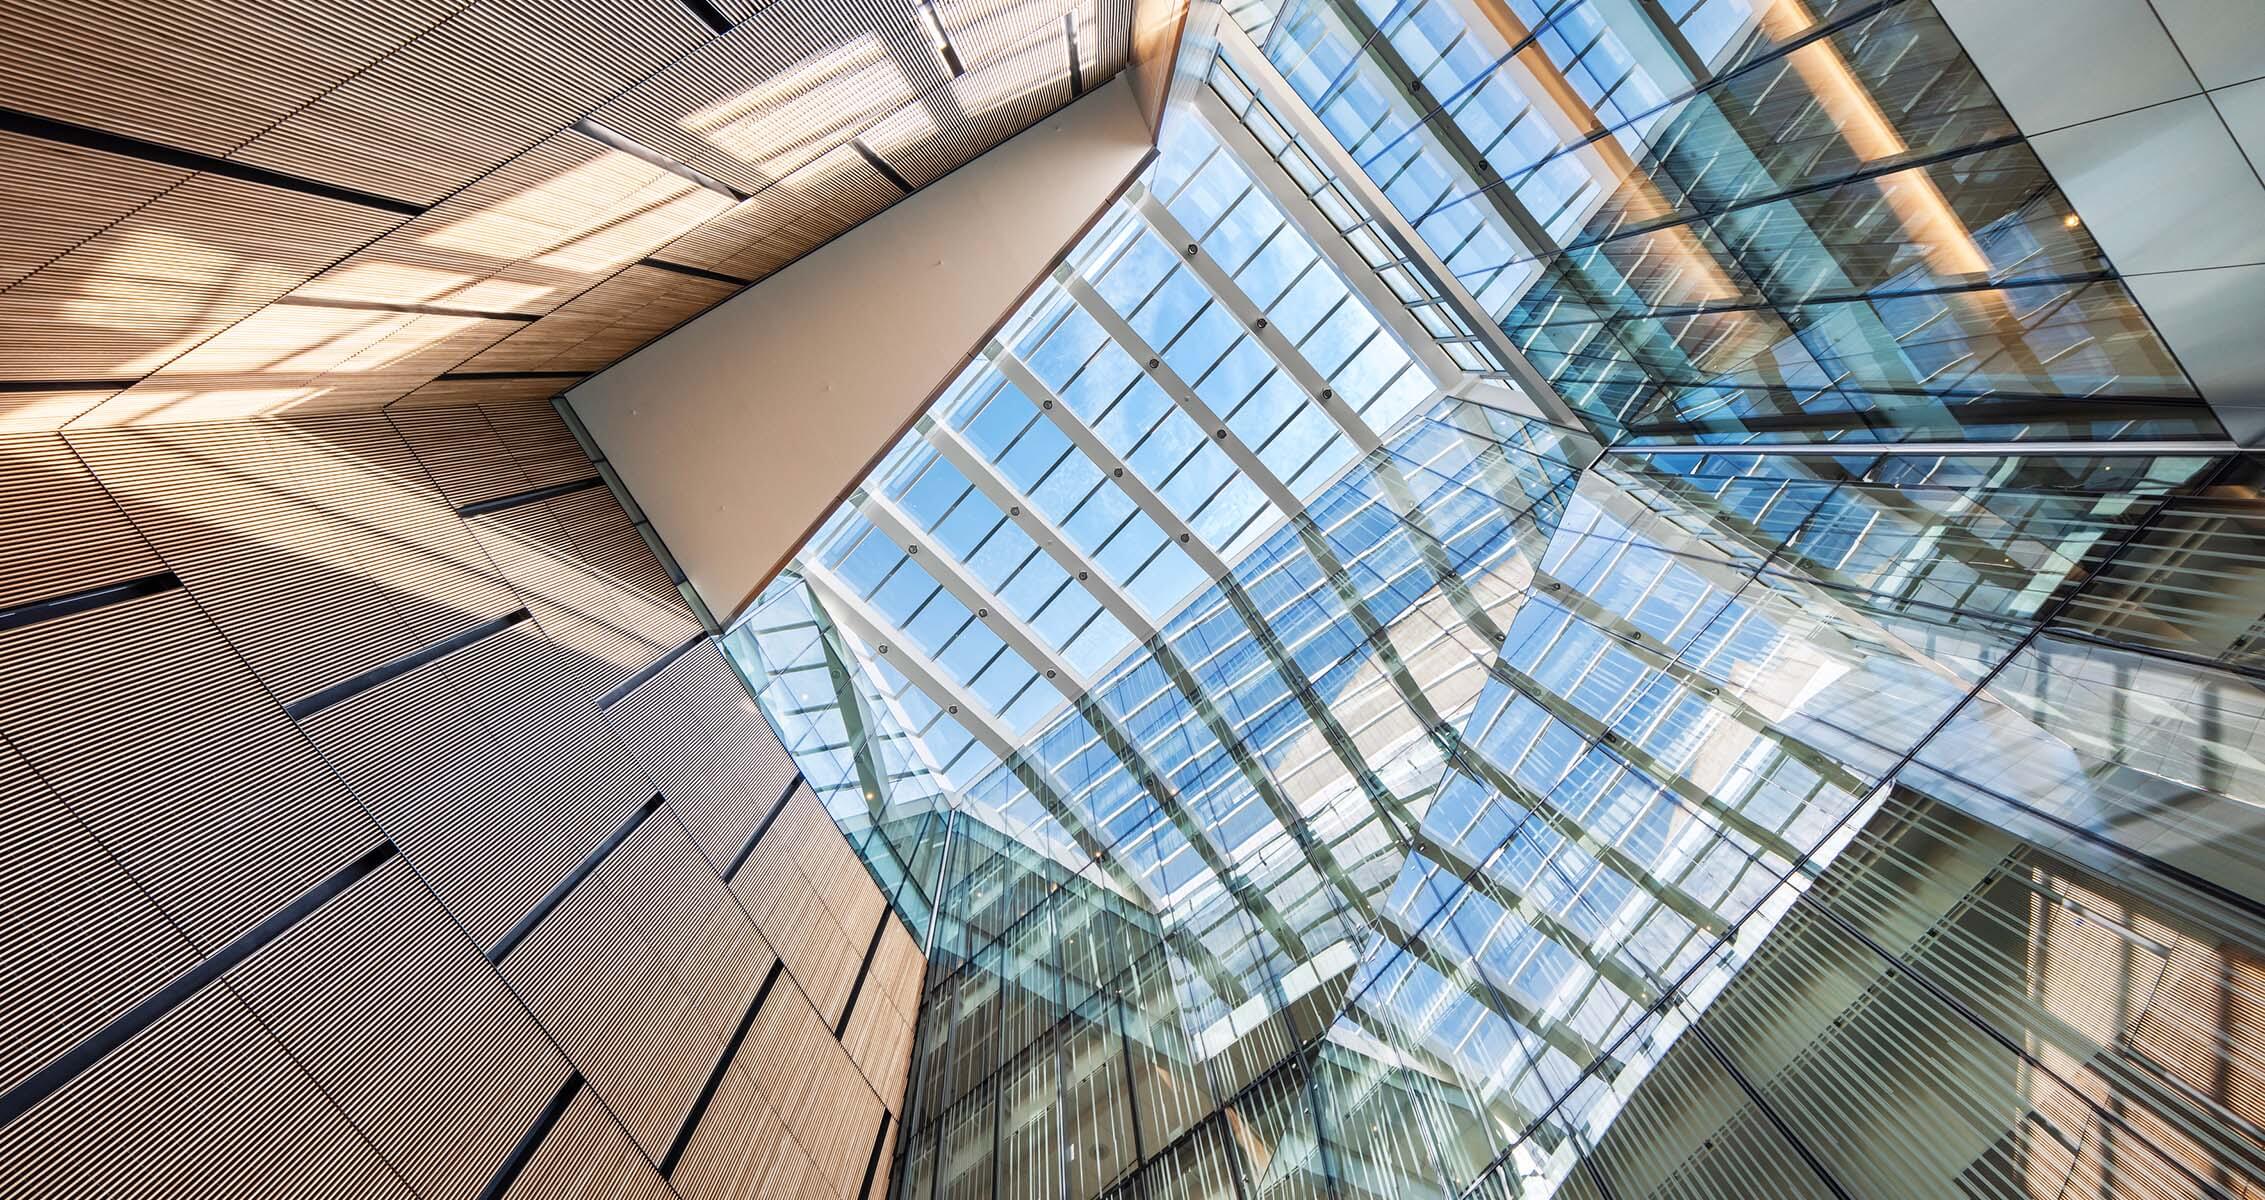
497,806,778,1162
601,641,792,868
291,133,733,319
0,0,1121,422
297,623,649,945
67,413,525,705
0,986,418,1200
502,1084,675,1200
0,433,163,610
229,0,711,205
0,131,189,290
0,742,202,1103
0,0,460,155
0,176,405,385
225,857,578,1200
0,589,384,951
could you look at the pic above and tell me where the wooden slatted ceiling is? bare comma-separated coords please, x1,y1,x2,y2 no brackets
0,0,1130,429
651,144,902,280
0,398,922,1199
0,133,188,290
291,132,734,317
225,858,577,1200
0,741,202,1100
0,0,463,155
0,175,401,383
455,265,743,375
0,987,419,1200
591,0,950,195
229,0,711,205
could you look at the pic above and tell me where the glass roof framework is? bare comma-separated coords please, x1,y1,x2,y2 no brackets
733,4,2255,1186
1230,0,2227,447
736,3,2265,1197
727,89,1578,998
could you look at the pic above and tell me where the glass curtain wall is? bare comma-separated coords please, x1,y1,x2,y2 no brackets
1238,0,2223,444
725,2,2265,1196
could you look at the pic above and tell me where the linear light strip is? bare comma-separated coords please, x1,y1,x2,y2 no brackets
572,117,749,201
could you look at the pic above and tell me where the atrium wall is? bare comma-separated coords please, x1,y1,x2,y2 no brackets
724,1,2265,1198
0,397,920,1199
0,0,1113,1192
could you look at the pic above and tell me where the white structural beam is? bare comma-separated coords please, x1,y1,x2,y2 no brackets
920,415,1161,642
1183,87,1462,406
799,561,1022,762
1057,269,1311,517
1210,20,1586,431
1125,186,1389,456
852,488,1090,699
988,340,1237,580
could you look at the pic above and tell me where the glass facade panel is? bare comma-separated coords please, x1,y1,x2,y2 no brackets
726,4,2265,1198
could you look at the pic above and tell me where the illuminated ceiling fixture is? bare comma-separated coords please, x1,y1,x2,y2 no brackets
915,0,966,78
571,117,749,201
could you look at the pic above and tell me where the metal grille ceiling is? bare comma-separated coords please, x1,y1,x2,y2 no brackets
0,0,1127,429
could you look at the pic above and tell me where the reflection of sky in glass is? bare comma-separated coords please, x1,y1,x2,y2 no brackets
729,3,2265,1198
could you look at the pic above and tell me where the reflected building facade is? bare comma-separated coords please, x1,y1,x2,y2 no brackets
726,2,2265,1198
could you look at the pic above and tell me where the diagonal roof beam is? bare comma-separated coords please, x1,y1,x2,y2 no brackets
994,333,1425,924
801,559,1260,1008
1209,19,1585,429
926,414,1386,929
853,489,1318,966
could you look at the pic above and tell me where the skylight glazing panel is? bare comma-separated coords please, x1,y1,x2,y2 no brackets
1163,117,1437,437
943,367,1208,617
820,517,1059,736
878,446,1136,679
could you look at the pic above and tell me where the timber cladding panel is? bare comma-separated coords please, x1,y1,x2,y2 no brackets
0,402,917,1199
0,0,1131,428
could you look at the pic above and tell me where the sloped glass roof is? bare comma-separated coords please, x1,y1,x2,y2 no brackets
723,3,2263,1197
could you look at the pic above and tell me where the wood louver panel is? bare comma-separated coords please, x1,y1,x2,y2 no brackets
67,414,524,706
0,742,202,1101
497,808,776,1162
744,987,886,1181
598,641,788,867
387,403,534,507
669,1053,818,1200
0,133,189,290
455,265,740,375
292,133,735,318
224,858,578,1200
502,1086,676,1200
0,0,459,155
485,398,606,487
393,374,589,408
733,828,864,1019
0,589,385,950
651,144,900,281
0,176,403,382
296,624,647,945
0,390,117,433
587,0,952,197
0,388,927,1195
1,0,1126,426
0,432,161,609
84,308,527,424
229,0,712,205
0,987,418,1200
